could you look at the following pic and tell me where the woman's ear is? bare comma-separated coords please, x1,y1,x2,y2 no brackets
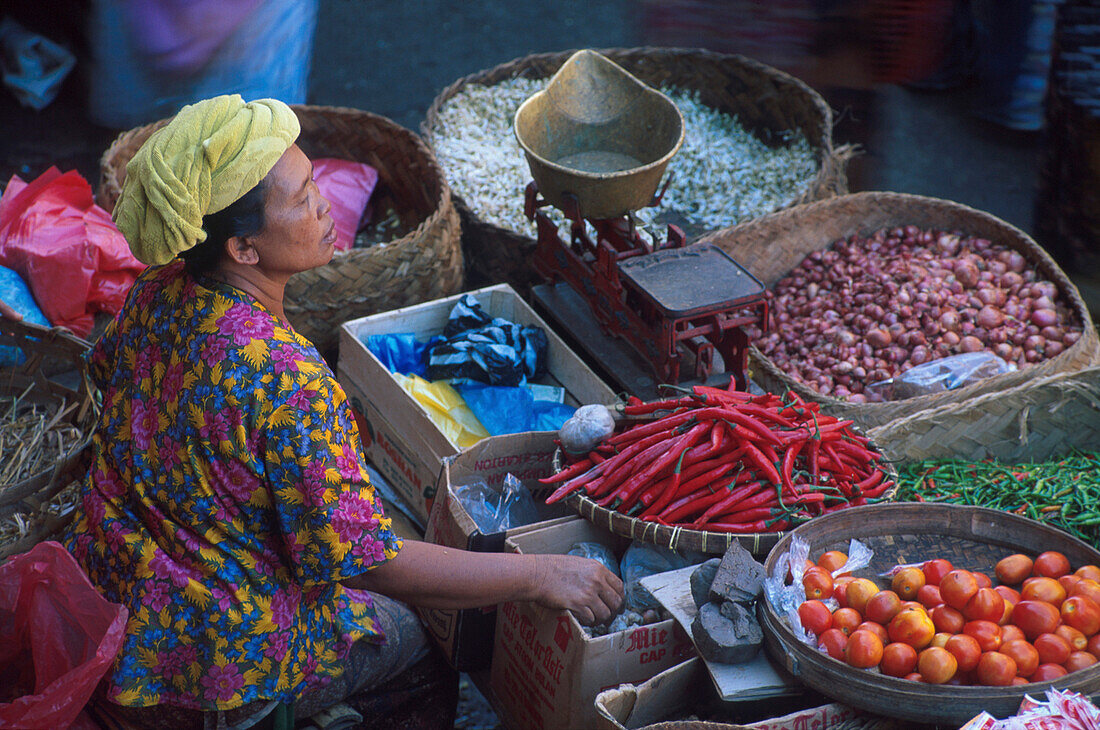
224,235,260,266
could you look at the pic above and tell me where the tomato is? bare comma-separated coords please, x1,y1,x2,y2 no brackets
1071,579,1100,607
845,630,884,669
963,620,1003,653
963,588,1006,623
818,628,848,660
917,584,944,609
1001,625,1026,644
1020,577,1067,607
1000,639,1039,678
899,601,926,614
918,646,958,684
930,632,952,649
833,607,863,636
904,672,924,682
833,576,856,608
930,605,965,634
1056,624,1088,652
922,559,954,586
803,567,834,601
1033,551,1071,579
817,550,848,575
889,607,936,649
864,590,903,625
880,642,918,678
1013,601,1063,640
995,585,1022,603
1088,633,1100,657
1034,633,1072,665
1065,651,1098,674
798,600,833,635
892,567,926,601
1032,663,1068,681
1075,565,1100,582
996,554,1034,585
1059,575,1082,594
973,572,993,590
945,633,983,672
940,570,979,610
976,651,1017,687
845,578,880,614
1012,676,1030,686
857,621,889,645
1061,596,1100,636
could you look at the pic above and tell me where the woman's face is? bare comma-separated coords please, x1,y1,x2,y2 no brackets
249,144,336,277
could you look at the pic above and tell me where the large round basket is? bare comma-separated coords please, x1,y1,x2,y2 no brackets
423,46,851,294
0,319,96,560
98,105,464,357
758,502,1100,725
699,191,1100,462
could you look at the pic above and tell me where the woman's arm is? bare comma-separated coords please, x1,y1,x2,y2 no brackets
342,539,624,625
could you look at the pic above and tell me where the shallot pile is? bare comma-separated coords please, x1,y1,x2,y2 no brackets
752,226,1083,402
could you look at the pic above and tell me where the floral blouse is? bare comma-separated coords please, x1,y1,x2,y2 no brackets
63,261,401,711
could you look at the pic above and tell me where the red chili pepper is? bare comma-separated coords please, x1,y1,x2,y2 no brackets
539,457,594,484
700,518,789,534
743,442,781,486
615,423,711,512
588,451,606,464
692,481,772,527
659,475,759,523
623,396,695,415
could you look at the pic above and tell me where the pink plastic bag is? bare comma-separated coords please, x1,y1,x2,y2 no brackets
0,541,128,729
0,168,146,337
312,157,378,251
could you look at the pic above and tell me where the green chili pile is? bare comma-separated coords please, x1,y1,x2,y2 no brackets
543,386,892,534
895,452,1100,545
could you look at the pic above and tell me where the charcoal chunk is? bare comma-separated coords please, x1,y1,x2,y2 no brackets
691,601,763,664
709,541,766,605
690,558,721,608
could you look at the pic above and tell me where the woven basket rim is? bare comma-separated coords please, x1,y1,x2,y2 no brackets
700,190,1100,420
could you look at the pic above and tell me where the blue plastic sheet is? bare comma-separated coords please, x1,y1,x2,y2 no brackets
0,265,50,367
365,333,429,377
457,384,575,436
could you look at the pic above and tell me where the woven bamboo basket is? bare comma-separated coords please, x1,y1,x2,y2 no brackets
98,105,464,356
699,191,1100,459
759,503,1100,724
0,319,96,560
422,46,851,294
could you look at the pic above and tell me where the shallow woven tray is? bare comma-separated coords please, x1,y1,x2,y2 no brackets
699,191,1100,459
759,503,1100,725
98,105,464,356
422,46,851,294
0,319,96,559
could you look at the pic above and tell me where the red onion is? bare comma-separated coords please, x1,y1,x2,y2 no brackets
977,306,1005,329
1030,309,1058,328
959,336,984,353
1045,341,1064,357
867,329,892,348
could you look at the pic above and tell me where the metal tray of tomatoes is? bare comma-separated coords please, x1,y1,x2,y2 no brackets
758,502,1100,726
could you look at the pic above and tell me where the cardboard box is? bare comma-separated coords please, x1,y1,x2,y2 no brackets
419,431,579,672
338,284,618,524
595,656,859,730
490,520,697,730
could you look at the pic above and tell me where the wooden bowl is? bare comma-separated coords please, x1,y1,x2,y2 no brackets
759,502,1100,725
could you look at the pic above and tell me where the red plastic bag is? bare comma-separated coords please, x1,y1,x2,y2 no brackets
312,157,378,251
0,541,128,729
0,168,146,337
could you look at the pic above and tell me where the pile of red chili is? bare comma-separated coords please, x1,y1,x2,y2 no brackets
543,386,893,534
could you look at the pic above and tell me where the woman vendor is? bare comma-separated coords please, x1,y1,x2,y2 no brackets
61,95,623,729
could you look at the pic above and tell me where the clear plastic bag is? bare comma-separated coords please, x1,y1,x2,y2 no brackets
453,473,539,534
620,541,708,614
566,542,621,578
867,352,1011,401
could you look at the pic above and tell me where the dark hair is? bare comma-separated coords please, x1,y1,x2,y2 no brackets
181,179,269,276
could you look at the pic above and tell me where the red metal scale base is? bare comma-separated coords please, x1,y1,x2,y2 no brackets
525,182,769,389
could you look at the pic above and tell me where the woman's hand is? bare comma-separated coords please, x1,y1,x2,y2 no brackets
0,299,22,321
529,554,624,626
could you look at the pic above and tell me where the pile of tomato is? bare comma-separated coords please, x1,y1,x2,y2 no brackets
796,549,1100,686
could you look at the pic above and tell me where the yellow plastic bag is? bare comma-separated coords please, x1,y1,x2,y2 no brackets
392,373,488,448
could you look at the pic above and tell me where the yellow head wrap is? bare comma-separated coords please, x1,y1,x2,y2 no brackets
113,94,301,266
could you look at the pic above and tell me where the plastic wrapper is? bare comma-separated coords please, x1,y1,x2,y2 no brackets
567,541,621,578
620,541,708,614
961,689,1100,730
456,383,575,436
867,352,1012,401
365,332,430,377
0,541,129,729
427,295,549,386
391,373,487,448
0,168,145,337
765,536,873,645
0,17,75,110
312,158,378,251
0,265,50,367
454,473,539,535
558,404,615,455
